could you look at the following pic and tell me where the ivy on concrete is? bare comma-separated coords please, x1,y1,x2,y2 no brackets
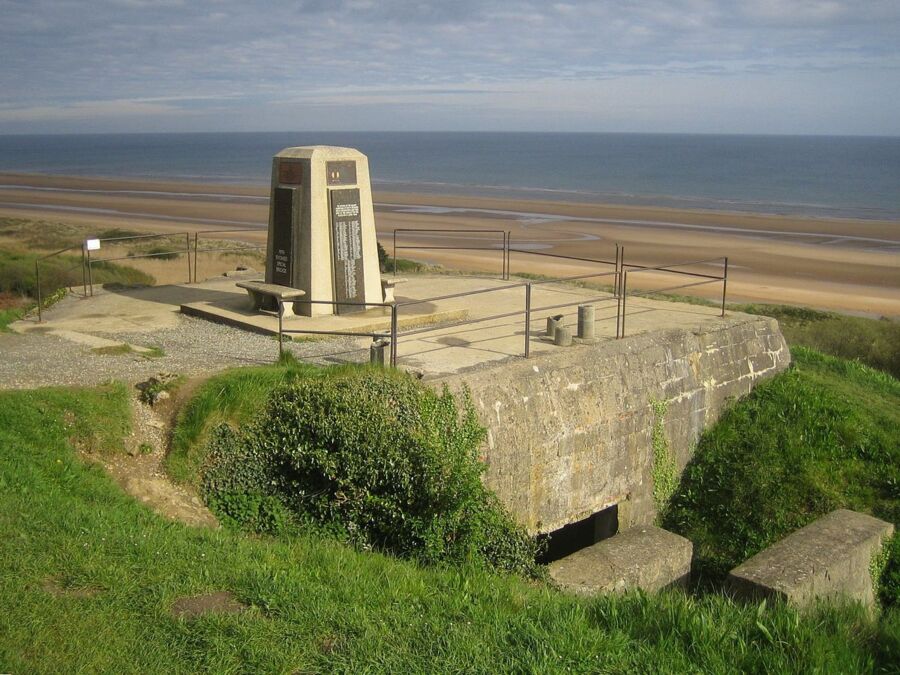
650,398,678,520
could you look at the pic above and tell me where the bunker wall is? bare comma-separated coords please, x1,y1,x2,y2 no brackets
440,314,790,534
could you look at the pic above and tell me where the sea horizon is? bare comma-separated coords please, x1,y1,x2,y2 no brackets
1,131,899,221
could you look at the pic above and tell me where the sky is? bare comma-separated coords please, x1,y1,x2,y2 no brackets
1,0,899,135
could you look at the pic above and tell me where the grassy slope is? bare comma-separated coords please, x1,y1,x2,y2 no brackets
3,384,899,672
735,304,900,378
665,347,900,588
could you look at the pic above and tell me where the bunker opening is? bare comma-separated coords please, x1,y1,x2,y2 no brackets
537,503,619,564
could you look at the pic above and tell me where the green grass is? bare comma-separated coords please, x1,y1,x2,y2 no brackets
0,247,155,299
2,383,899,672
664,347,900,591
91,344,166,359
0,307,24,331
166,360,326,485
734,304,900,378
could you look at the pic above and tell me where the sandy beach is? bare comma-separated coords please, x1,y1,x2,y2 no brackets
1,172,897,317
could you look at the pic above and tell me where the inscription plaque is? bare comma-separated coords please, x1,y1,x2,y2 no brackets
329,188,365,314
326,161,357,186
278,161,303,186
271,187,294,287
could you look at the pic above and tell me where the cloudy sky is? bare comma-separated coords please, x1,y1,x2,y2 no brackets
2,0,899,135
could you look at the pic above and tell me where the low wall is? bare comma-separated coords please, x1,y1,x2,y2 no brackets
440,313,790,534
727,509,894,609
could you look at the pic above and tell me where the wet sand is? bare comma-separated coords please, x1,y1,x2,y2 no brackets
1,172,897,317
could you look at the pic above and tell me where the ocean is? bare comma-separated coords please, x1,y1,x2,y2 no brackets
1,132,898,221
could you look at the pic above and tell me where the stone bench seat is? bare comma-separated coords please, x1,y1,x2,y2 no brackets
726,509,894,609
381,277,407,304
548,526,692,595
236,280,306,317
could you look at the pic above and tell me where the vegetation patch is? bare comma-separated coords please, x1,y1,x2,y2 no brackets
166,360,323,484
664,347,900,603
91,344,165,358
1,384,898,670
377,241,429,273
136,373,185,406
735,304,900,378
0,247,154,300
649,399,678,518
200,367,542,576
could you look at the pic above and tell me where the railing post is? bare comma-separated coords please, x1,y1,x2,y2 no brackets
721,257,728,317
524,282,531,358
185,232,192,283
35,260,42,322
277,301,284,359
390,304,398,367
619,271,628,338
392,230,397,277
87,248,94,296
616,245,624,297
81,245,87,298
506,230,511,280
193,232,199,284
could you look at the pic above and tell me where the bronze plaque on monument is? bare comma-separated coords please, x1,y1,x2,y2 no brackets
278,161,303,186
329,188,365,314
271,187,294,287
326,161,357,186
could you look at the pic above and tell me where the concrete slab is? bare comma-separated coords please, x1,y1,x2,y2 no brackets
727,509,894,609
13,272,734,376
548,526,692,595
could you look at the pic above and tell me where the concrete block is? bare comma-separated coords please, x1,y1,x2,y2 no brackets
548,526,692,596
727,509,894,609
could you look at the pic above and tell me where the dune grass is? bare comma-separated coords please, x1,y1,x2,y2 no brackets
2,382,899,672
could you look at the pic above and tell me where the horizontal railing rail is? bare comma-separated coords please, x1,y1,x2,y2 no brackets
191,228,266,284
392,228,509,279
617,256,728,338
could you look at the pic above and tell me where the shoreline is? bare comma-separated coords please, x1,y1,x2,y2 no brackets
1,172,898,318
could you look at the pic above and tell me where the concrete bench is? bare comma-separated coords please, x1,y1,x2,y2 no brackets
727,509,894,609
381,277,407,304
236,281,306,317
548,526,692,596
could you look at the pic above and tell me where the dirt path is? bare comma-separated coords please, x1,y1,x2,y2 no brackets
81,388,219,528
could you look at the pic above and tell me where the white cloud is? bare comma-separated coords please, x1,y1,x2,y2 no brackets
0,0,898,133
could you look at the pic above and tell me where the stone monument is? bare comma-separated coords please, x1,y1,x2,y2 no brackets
263,146,382,316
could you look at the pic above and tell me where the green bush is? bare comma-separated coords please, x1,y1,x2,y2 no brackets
201,368,541,576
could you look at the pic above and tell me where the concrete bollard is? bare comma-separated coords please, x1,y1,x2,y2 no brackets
546,314,564,338
370,338,389,366
577,304,595,340
554,326,573,346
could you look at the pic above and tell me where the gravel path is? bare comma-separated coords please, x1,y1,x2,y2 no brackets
0,314,369,390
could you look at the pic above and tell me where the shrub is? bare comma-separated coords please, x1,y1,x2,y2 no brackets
201,368,541,576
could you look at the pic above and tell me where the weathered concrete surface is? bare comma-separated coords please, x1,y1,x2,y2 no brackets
727,509,895,609
549,526,692,595
441,313,789,534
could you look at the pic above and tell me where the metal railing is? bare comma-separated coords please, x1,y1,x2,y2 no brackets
617,255,728,338
191,228,266,284
277,266,622,366
392,228,510,279
86,231,193,294
34,243,87,322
